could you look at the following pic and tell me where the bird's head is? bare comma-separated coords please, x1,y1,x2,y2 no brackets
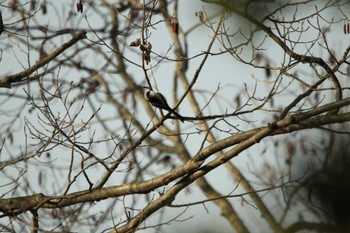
145,90,155,100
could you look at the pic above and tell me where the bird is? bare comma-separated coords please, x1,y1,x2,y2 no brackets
145,90,185,122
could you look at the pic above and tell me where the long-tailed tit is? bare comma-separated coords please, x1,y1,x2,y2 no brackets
145,90,184,122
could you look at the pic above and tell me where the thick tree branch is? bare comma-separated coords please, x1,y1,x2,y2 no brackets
1,98,349,217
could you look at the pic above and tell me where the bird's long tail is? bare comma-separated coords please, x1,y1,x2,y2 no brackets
171,110,185,123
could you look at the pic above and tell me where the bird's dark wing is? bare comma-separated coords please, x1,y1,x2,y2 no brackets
151,93,172,110
147,91,185,122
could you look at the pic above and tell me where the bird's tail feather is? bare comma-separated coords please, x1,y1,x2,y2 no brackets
172,110,185,123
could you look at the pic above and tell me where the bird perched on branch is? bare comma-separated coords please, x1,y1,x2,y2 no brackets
145,90,184,122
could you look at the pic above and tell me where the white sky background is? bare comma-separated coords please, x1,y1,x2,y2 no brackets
1,0,350,232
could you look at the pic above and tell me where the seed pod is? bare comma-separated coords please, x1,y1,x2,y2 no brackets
30,0,36,11
41,1,47,14
144,51,151,65
76,0,83,13
171,17,179,35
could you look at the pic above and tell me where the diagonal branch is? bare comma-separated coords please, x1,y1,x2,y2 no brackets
0,30,87,88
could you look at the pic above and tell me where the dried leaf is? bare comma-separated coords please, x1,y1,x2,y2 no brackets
265,63,271,78
255,53,263,63
130,38,140,47
287,142,295,157
38,171,42,186
235,95,240,107
195,11,204,22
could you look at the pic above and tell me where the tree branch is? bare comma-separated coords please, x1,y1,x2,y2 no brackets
0,30,86,88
